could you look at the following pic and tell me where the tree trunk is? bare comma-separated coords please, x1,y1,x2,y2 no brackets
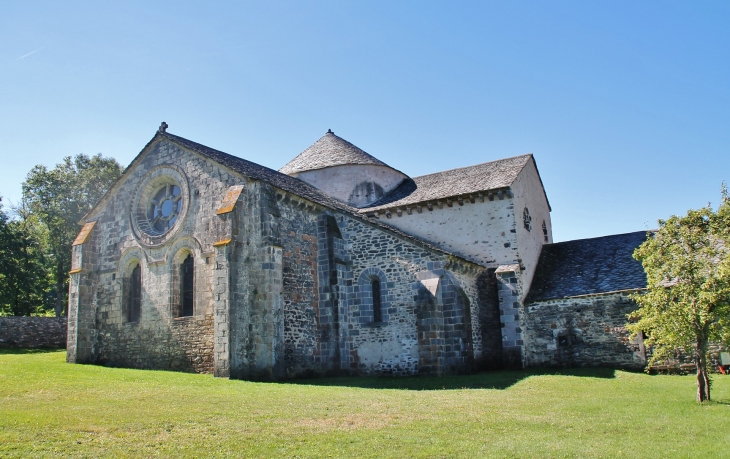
696,338,711,403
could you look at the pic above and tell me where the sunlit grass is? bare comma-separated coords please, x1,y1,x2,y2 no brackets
1,349,729,458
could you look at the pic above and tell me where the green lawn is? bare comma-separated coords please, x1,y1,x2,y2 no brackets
1,350,729,458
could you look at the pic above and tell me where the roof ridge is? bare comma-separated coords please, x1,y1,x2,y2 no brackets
547,230,652,246
410,153,533,180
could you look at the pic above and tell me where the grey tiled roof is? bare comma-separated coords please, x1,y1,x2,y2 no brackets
362,154,532,212
279,131,392,175
525,231,649,303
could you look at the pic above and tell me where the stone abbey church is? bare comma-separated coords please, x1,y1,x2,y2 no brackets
67,124,648,379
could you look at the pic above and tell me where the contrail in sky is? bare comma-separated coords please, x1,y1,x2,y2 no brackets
17,47,44,60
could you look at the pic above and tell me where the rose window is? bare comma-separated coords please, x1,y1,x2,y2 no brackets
130,166,189,247
149,185,183,233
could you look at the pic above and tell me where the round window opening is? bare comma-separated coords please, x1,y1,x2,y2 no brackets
130,165,189,247
149,184,183,233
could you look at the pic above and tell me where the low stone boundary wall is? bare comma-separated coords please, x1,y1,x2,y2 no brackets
0,317,67,348
648,343,728,374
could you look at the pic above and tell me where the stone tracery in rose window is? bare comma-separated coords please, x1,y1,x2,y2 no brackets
148,184,183,233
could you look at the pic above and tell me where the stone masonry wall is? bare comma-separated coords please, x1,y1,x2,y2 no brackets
97,315,214,373
523,292,645,370
0,317,67,348
226,183,312,380
337,214,488,376
495,267,525,368
222,185,496,379
278,197,321,378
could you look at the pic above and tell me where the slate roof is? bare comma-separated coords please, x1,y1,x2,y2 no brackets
279,130,393,175
525,231,650,303
362,154,533,212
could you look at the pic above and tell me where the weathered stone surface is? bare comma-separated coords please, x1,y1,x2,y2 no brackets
0,317,67,348
523,293,645,370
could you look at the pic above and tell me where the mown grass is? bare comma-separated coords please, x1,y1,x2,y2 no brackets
2,350,730,458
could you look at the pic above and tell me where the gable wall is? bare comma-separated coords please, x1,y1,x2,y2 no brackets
510,160,552,299
68,140,241,373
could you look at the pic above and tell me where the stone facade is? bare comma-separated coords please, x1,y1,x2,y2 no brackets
66,128,652,379
0,317,67,348
67,132,498,379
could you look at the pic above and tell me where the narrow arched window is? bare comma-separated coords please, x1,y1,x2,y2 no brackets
181,254,194,317
371,278,382,323
128,264,141,322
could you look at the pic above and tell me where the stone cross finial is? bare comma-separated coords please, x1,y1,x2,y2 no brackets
159,122,168,133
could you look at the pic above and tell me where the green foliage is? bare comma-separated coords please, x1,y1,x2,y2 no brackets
628,190,730,402
2,350,730,458
0,198,52,316
22,154,123,316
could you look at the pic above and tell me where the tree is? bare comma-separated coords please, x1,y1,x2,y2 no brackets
22,154,123,317
0,197,51,316
628,189,730,402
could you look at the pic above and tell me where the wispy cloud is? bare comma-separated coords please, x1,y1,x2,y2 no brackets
17,47,44,60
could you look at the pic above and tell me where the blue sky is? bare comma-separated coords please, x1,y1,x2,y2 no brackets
1,1,728,242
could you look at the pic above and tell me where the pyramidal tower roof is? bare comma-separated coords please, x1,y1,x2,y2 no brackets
279,130,389,175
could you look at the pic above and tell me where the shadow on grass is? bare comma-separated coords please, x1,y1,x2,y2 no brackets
0,347,65,355
286,367,617,391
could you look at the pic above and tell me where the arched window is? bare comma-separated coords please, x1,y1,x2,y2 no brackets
128,264,141,322
180,254,194,317
358,268,390,325
371,278,382,323
523,207,532,231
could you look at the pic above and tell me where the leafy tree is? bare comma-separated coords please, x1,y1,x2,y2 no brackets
628,189,730,402
0,197,51,316
22,154,123,317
